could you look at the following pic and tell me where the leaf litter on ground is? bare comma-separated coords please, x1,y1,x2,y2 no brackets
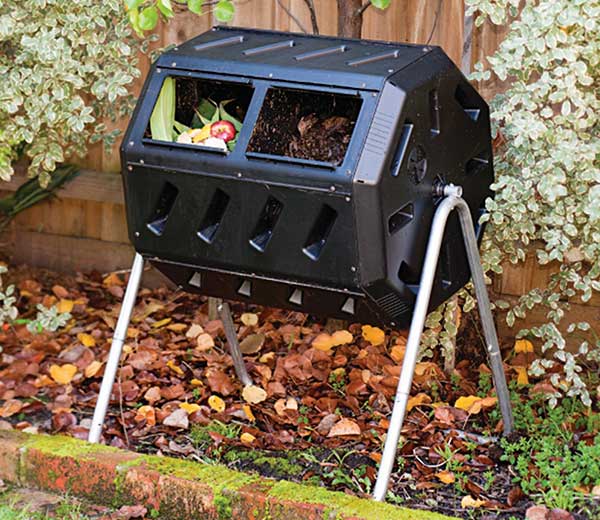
0,264,597,520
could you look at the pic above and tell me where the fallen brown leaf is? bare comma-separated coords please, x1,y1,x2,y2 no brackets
327,417,361,437
242,384,267,405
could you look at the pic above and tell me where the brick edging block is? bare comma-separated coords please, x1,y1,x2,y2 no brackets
0,431,456,520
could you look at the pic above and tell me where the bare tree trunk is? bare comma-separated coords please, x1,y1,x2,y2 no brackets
336,0,363,38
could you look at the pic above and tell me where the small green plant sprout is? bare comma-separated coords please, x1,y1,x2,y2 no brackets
0,265,18,327
26,304,71,334
328,368,347,396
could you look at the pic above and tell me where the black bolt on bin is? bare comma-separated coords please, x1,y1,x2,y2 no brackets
120,26,493,328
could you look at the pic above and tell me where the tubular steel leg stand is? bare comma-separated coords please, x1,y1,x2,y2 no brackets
218,302,253,387
372,185,514,501
88,253,145,443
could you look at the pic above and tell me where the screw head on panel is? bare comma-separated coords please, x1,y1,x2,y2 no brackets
330,186,336,192
127,165,133,172
134,231,140,237
129,141,134,147
351,266,357,272
139,159,145,164
171,62,177,67
345,196,351,202
237,172,242,178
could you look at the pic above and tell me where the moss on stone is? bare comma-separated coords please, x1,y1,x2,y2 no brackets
22,434,122,459
113,454,259,520
224,449,304,478
12,433,457,520
268,481,457,520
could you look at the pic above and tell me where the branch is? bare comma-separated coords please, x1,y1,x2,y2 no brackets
302,0,320,35
426,0,443,45
276,0,309,34
357,0,371,17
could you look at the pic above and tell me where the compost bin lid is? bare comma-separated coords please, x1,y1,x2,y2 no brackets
156,26,434,91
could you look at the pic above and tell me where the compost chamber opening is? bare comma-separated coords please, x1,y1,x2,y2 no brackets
247,88,362,165
147,76,254,152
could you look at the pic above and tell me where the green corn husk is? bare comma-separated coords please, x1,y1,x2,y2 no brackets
150,77,175,142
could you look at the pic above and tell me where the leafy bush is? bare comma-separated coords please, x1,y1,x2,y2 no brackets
0,0,146,185
460,0,600,405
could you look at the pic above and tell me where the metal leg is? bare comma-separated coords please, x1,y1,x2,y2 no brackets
88,253,145,443
372,186,513,501
217,302,253,387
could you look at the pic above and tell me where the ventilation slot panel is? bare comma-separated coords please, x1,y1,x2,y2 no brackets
388,203,414,235
303,205,337,261
347,50,399,67
390,123,414,177
429,89,441,136
188,272,202,288
147,182,178,236
288,289,303,306
455,83,481,121
294,45,347,61
243,40,295,56
465,154,489,176
249,196,284,253
194,35,244,51
198,189,230,244
398,261,419,295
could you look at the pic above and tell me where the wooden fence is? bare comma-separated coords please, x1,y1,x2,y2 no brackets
7,0,594,340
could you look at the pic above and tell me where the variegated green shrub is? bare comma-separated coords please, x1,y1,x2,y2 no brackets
0,0,147,185
465,0,599,405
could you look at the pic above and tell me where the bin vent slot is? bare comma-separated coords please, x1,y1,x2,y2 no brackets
429,89,441,136
455,83,481,121
238,280,252,297
347,50,399,67
198,189,230,244
289,289,303,305
147,182,178,236
341,297,355,315
249,196,284,253
388,203,414,235
398,261,419,294
244,40,295,56
188,272,202,288
294,45,347,61
465,154,489,176
194,35,244,51
303,204,337,261
390,122,414,177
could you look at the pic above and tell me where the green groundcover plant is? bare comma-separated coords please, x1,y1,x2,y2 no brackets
459,0,599,405
0,0,148,186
